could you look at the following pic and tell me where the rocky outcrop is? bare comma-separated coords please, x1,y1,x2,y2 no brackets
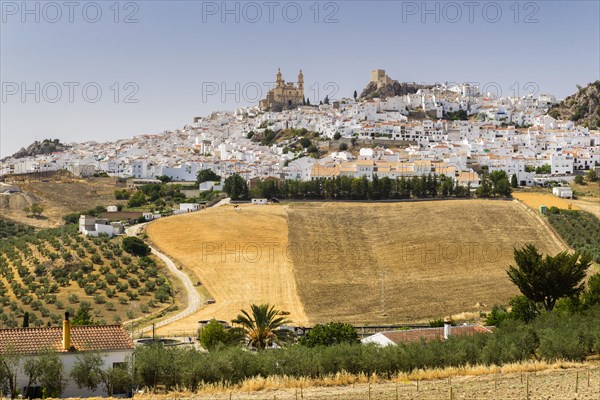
6,139,70,160
548,81,600,129
359,81,431,101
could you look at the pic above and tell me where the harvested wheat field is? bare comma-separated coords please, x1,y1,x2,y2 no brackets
146,206,309,333
513,191,580,211
147,200,565,329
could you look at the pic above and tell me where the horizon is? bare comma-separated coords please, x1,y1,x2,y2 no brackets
1,0,599,157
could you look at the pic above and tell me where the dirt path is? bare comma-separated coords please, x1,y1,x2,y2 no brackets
126,224,203,334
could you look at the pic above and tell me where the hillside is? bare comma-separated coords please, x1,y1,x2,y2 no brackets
5,139,71,160
147,200,565,331
0,177,126,228
548,80,600,129
0,218,174,328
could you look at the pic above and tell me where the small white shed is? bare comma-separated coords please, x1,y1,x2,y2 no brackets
251,198,268,205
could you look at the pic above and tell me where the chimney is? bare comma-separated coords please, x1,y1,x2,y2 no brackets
63,312,71,351
443,318,451,340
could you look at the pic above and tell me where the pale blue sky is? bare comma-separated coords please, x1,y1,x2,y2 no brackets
1,0,599,157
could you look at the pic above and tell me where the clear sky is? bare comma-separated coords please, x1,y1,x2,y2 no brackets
1,0,599,158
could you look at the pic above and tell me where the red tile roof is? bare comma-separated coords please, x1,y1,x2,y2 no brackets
381,325,492,344
0,325,134,354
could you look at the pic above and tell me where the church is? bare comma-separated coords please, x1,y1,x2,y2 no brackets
259,68,304,110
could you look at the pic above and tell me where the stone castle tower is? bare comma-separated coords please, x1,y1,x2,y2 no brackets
259,68,304,110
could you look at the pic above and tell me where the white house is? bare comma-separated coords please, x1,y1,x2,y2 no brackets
552,186,573,199
251,198,268,205
550,154,574,175
78,215,124,237
179,203,201,212
199,180,223,192
0,313,134,398
361,324,491,346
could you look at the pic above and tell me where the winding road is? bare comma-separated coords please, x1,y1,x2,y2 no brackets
125,223,202,334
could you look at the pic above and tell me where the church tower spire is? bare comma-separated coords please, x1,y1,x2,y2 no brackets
297,69,304,91
276,67,283,87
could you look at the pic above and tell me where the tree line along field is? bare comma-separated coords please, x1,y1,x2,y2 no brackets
0,218,173,328
147,200,565,328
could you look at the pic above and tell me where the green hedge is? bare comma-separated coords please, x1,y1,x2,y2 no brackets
134,307,600,390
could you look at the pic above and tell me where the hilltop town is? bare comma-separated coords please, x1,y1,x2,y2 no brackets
2,70,599,190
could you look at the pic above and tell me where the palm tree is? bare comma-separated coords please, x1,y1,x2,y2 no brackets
232,304,290,350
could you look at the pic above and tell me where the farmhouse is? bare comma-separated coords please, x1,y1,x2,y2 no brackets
0,313,134,398
361,324,492,346
78,215,124,237
251,198,268,205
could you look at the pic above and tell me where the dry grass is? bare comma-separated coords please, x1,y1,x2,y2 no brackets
513,191,580,211
147,200,565,331
146,205,309,334
288,200,564,325
0,177,126,227
127,361,600,400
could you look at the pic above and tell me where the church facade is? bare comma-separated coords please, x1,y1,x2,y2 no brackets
259,68,304,110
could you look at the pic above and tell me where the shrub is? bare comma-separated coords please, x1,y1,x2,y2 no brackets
299,322,359,347
122,237,151,257
199,319,229,350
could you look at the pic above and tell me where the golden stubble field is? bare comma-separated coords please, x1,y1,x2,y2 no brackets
147,200,566,329
146,206,309,333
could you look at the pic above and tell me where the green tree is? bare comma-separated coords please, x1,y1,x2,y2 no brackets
199,319,228,351
70,352,103,391
475,175,492,198
507,245,591,312
585,169,597,182
0,348,20,398
333,132,342,140
127,191,146,208
299,322,359,347
232,304,290,350
72,303,94,326
30,203,44,217
574,175,585,185
223,174,249,200
582,273,600,307
508,295,539,323
37,350,65,398
511,174,518,188
196,169,221,185
353,90,357,101
338,143,348,151
122,236,151,257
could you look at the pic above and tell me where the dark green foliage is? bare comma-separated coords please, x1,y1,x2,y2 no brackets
199,319,229,350
133,308,600,389
546,210,600,263
484,306,508,326
507,244,591,311
72,302,94,326
252,174,471,201
122,237,151,257
300,322,359,347
196,169,221,185
508,295,539,323
223,174,249,200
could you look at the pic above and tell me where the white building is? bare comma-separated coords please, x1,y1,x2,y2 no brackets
79,215,124,237
0,314,134,398
552,186,573,199
550,154,574,175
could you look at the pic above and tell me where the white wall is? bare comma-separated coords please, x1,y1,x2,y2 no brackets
13,350,132,398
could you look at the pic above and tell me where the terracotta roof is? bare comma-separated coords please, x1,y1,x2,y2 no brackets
382,325,491,344
0,325,134,355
